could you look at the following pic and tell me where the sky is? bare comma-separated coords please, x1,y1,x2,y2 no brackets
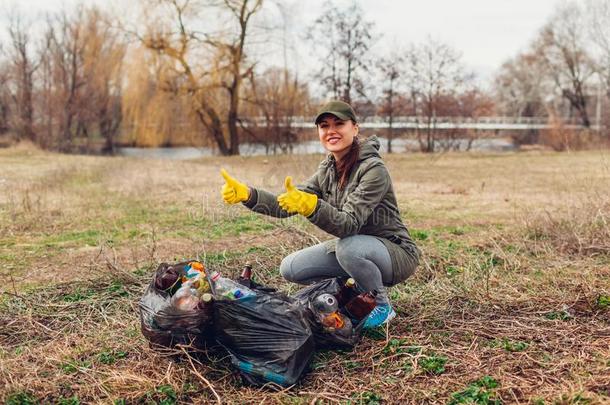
291,0,585,85
1,0,586,86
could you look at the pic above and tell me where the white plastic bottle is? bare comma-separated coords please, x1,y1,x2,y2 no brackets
210,271,256,300
171,282,200,310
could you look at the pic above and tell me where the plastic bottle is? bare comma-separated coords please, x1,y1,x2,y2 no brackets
334,278,356,307
171,282,200,311
236,360,287,386
191,277,211,296
237,263,253,287
210,271,256,300
343,290,378,322
311,294,350,334
312,293,339,314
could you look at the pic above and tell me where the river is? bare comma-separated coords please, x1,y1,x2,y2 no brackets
117,137,516,160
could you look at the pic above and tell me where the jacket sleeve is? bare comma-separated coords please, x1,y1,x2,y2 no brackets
242,187,295,218
307,164,390,237
242,168,323,218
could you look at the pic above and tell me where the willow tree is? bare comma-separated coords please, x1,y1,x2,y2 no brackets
140,0,262,155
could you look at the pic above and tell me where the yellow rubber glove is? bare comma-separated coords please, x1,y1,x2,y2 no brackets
220,168,250,204
277,176,318,217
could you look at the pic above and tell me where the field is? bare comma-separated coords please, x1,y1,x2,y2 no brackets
0,144,609,404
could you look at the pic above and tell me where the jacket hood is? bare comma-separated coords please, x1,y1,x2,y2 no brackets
358,135,381,161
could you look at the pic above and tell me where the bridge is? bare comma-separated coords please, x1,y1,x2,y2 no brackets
246,116,595,131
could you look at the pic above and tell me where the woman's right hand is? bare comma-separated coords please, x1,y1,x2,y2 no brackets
220,168,250,204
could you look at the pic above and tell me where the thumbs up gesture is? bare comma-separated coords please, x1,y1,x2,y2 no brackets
277,176,318,217
220,168,250,204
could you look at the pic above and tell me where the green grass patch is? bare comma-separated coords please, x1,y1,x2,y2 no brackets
544,310,572,321
143,385,177,405
419,353,448,375
97,349,128,365
6,391,37,405
381,338,421,356
559,392,593,404
105,280,130,297
209,213,275,238
595,294,610,310
410,229,429,241
446,265,462,276
60,359,92,374
62,288,96,303
352,391,383,404
41,229,102,247
344,360,363,369
448,375,501,404
57,396,80,405
490,338,529,352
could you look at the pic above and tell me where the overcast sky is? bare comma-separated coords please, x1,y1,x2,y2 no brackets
1,0,586,86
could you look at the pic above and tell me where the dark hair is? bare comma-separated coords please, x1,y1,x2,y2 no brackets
336,135,360,190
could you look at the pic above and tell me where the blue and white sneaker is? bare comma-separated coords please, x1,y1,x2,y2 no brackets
363,303,396,328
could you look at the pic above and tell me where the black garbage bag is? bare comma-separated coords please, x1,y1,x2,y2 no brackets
292,278,365,349
139,262,213,348
213,291,315,387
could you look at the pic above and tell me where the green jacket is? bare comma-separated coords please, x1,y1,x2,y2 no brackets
244,135,419,285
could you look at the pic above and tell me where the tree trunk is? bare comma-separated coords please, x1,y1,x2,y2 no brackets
228,79,240,156
196,107,229,156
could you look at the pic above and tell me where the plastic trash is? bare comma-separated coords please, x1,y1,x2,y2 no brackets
210,271,256,300
292,277,366,349
213,290,315,387
139,261,214,348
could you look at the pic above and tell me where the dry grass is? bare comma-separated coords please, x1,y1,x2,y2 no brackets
0,145,609,404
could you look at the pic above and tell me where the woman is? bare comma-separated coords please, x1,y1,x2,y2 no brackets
220,100,419,328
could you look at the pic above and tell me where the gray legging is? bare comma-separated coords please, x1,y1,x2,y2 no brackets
280,235,393,305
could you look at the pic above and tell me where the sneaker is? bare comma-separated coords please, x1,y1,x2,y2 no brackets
363,303,396,328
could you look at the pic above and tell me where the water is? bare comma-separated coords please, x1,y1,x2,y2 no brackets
117,137,516,160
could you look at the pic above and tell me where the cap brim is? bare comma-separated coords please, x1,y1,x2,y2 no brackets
314,111,351,125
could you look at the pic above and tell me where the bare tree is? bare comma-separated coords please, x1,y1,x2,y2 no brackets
308,1,374,104
377,51,405,153
405,37,471,152
495,52,548,117
31,6,127,152
494,51,549,144
243,66,310,154
0,61,10,135
43,8,88,151
535,1,595,127
587,0,610,100
140,0,263,155
5,12,39,142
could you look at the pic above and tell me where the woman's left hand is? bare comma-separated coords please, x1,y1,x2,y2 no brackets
277,176,318,217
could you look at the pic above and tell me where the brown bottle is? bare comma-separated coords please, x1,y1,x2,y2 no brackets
237,263,253,287
197,293,214,316
335,278,356,307
343,290,378,321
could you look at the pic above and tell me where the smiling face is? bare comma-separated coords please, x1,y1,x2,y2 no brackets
317,114,359,160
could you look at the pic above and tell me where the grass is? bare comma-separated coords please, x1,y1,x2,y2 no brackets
0,146,609,403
